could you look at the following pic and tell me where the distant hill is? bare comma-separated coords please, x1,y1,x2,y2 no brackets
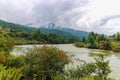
40,28,78,39
0,19,35,32
40,23,89,39
61,28,89,39
0,20,89,39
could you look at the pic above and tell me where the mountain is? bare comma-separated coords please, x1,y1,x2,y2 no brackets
0,20,89,39
61,28,89,39
40,23,89,39
40,28,78,39
0,19,35,32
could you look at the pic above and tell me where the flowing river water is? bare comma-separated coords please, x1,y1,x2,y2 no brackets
11,44,120,80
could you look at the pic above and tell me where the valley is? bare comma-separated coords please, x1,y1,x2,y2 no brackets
0,19,119,80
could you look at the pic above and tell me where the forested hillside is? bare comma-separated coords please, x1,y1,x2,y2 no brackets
40,23,89,39
41,28,78,39
0,20,78,44
0,20,89,40
75,32,120,52
0,20,35,32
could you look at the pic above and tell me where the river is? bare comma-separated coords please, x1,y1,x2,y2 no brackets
11,44,120,80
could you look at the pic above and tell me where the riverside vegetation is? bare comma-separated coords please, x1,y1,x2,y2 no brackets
75,32,120,52
0,27,117,80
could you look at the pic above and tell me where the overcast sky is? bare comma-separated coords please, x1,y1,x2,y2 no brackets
0,0,120,35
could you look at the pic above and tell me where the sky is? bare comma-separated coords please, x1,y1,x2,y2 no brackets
0,0,120,35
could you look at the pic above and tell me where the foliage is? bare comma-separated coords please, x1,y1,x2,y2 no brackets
75,32,114,51
0,29,14,56
94,54,111,80
0,19,35,32
0,43,69,80
111,41,120,52
64,54,112,80
98,40,112,50
64,63,96,80
6,55,25,68
110,32,120,41
74,42,85,47
87,32,107,49
0,51,6,65
0,65,23,80
22,46,69,80
0,19,79,44
75,31,120,52
9,29,77,44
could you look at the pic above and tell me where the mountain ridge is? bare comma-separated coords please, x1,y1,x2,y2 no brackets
40,23,89,39
0,20,89,39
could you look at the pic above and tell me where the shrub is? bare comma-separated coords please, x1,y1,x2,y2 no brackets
94,54,111,80
64,54,112,80
74,42,85,47
87,41,99,49
111,42,120,52
98,40,112,50
22,46,69,80
64,63,96,80
0,51,6,65
0,29,14,56
0,64,23,80
6,55,25,68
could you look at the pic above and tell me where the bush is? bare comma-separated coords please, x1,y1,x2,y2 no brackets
74,42,85,47
111,42,120,52
98,40,112,50
0,64,23,80
64,54,112,80
94,54,111,80
0,51,6,65
6,55,25,68
112,46,120,52
0,29,14,56
64,63,96,80
22,46,69,80
87,41,99,49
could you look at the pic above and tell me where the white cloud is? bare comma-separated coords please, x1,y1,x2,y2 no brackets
77,0,120,34
0,0,88,27
101,18,120,35
0,0,120,35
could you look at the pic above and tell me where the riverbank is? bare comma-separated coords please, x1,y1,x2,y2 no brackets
74,41,120,52
11,44,120,80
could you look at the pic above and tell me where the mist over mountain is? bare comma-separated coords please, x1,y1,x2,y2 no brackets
40,23,89,39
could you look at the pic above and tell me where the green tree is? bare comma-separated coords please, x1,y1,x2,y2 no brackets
116,32,120,41
87,32,98,48
31,29,41,40
82,37,86,42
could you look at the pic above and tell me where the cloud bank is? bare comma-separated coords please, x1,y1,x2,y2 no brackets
0,0,120,35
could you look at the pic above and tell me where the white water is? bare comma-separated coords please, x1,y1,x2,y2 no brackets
11,44,120,80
